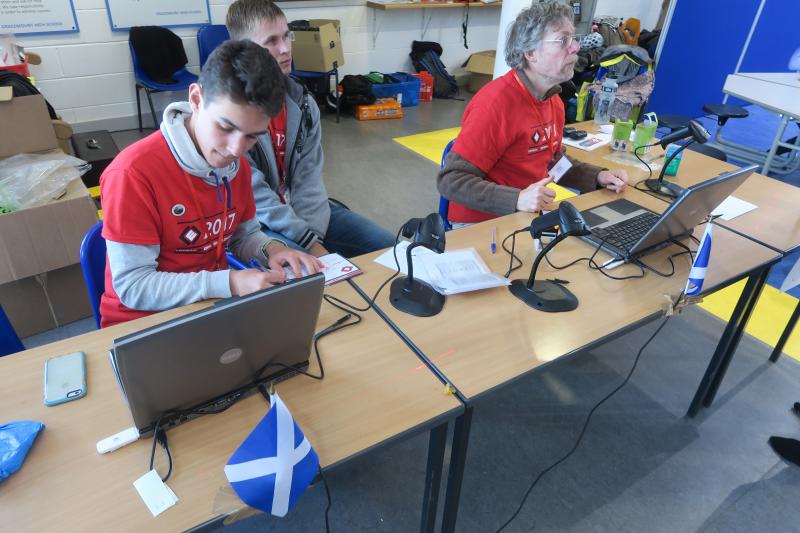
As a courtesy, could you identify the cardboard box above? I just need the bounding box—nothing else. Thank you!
[292,20,345,72]
[354,98,403,121]
[463,50,495,93]
[0,91,99,336]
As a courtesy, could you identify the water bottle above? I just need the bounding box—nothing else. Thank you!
[593,76,618,125]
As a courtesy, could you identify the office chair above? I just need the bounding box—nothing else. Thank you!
[437,139,456,231]
[80,221,106,329]
[129,26,199,131]
[197,24,230,68]
[0,304,24,356]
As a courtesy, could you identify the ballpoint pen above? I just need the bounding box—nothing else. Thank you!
[491,226,497,254]
[248,259,265,272]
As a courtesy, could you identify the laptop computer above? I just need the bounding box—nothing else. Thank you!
[109,273,325,436]
[580,165,757,261]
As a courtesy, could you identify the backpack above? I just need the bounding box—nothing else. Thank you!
[0,71,57,119]
[339,75,376,108]
[410,41,458,99]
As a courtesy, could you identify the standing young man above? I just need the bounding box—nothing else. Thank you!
[438,1,629,225]
[100,40,321,327]
[226,0,395,258]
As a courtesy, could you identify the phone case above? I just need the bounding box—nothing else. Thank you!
[44,351,87,406]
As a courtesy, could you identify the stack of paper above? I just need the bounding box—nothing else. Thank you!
[284,253,362,286]
[374,242,509,295]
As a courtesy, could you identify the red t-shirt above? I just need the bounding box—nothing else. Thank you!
[269,103,288,203]
[449,70,564,223]
[99,131,256,327]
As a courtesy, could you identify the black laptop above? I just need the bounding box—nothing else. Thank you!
[109,273,325,436]
[580,165,756,261]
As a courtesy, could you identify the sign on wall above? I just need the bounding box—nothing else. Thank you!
[0,0,79,35]
[105,0,211,30]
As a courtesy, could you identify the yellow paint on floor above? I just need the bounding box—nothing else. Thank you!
[395,127,800,361]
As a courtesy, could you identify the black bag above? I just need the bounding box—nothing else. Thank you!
[410,41,458,99]
[339,75,376,108]
[0,71,57,119]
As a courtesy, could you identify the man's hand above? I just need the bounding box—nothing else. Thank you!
[517,176,556,213]
[266,242,324,277]
[309,242,328,257]
[597,169,628,193]
[229,269,285,296]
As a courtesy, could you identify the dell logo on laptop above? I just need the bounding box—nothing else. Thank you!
[220,348,243,365]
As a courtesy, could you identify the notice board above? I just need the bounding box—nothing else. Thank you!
[105,0,210,30]
[0,0,79,35]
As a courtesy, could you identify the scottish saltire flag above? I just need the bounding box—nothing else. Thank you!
[224,392,319,517]
[685,223,713,296]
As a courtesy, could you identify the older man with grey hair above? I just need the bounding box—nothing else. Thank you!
[438,0,628,225]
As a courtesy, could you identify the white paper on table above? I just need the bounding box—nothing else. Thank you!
[780,255,800,293]
[711,195,757,221]
[283,253,362,285]
[374,243,509,295]
[562,132,612,151]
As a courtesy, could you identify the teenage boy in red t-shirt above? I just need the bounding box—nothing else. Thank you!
[438,1,629,224]
[99,40,322,327]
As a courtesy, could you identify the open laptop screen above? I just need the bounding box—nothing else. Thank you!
[110,273,325,435]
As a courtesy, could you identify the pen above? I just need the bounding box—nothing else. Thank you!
[491,226,497,254]
[248,259,265,272]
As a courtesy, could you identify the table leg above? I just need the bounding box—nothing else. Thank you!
[421,422,448,533]
[687,268,769,417]
[762,114,790,176]
[770,300,800,363]
[441,406,473,533]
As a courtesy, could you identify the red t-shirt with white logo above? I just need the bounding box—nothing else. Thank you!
[99,131,256,327]
[269,103,288,203]
[449,69,564,223]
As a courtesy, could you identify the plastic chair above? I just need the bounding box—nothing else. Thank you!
[129,27,199,131]
[197,24,230,68]
[80,221,106,329]
[438,139,456,231]
[0,305,24,356]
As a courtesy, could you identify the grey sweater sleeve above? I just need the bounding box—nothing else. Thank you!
[436,150,521,216]
[228,216,271,265]
[106,241,232,311]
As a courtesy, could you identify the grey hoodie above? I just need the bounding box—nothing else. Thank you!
[105,102,271,312]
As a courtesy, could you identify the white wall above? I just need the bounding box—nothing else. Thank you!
[593,0,662,30]
[15,0,500,131]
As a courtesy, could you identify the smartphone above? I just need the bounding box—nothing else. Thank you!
[44,351,87,406]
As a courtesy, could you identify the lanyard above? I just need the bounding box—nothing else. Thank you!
[181,171,229,271]
[513,70,561,157]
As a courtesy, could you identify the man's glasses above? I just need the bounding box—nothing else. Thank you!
[266,31,295,47]
[541,35,582,49]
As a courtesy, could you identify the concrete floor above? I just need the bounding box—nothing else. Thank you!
[25,98,800,532]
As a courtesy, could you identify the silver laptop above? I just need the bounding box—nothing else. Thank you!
[109,273,325,436]
[581,165,756,261]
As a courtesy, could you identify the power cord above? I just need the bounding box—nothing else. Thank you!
[502,228,529,277]
[494,316,673,532]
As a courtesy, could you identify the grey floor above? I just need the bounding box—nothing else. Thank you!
[24,100,800,532]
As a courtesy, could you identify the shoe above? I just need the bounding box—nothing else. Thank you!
[769,436,800,467]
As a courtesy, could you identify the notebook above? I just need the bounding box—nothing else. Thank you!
[580,165,756,261]
[109,273,325,436]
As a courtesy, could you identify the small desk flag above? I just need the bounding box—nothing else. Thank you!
[224,392,319,517]
[685,224,713,296]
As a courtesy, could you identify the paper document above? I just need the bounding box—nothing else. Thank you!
[284,253,362,286]
[562,132,611,151]
[780,255,800,293]
[711,195,757,221]
[374,242,509,295]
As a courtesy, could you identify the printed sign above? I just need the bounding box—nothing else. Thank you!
[0,0,79,35]
[106,0,210,30]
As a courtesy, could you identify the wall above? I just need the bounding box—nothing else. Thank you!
[15,0,500,132]
[593,0,662,30]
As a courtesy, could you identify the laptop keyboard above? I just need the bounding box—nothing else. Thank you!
[591,212,660,252]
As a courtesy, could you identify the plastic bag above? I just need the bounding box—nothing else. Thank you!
[0,153,90,212]
[0,420,45,482]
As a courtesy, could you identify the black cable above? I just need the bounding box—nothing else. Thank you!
[502,228,529,277]
[543,237,646,281]
[148,415,173,482]
[633,144,653,181]
[319,466,332,533]
[495,316,672,532]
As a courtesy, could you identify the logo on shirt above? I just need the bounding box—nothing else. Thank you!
[171,204,186,216]
[528,123,555,155]
[179,225,202,245]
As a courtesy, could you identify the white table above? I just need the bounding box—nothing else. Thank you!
[719,72,800,175]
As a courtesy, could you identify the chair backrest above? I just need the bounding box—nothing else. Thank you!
[80,221,106,329]
[0,305,24,357]
[197,24,230,68]
[438,139,456,231]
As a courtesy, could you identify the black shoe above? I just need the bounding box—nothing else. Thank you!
[769,436,800,467]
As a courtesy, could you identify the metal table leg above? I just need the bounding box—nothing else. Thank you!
[770,300,800,363]
[687,267,769,417]
[421,422,448,533]
[762,114,791,175]
[441,407,473,533]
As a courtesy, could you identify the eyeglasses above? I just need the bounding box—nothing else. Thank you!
[265,31,295,47]
[541,35,582,49]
